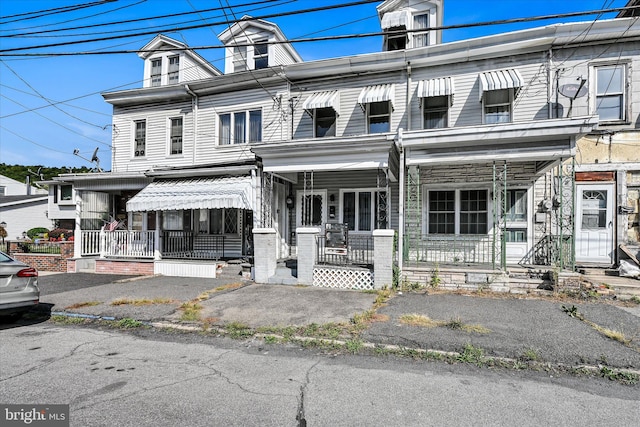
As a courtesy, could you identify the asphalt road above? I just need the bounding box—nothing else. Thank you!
[1,323,638,427]
[38,273,139,296]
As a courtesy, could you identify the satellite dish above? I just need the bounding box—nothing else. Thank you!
[90,147,99,162]
[559,83,588,99]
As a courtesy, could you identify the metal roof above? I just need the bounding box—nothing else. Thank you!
[126,176,254,212]
[358,84,396,109]
[479,69,524,101]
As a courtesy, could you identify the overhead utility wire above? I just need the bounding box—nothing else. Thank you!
[0,0,381,53]
[2,3,638,56]
[0,1,107,20]
[1,0,283,37]
[0,1,114,25]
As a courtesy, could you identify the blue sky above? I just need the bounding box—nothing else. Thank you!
[0,0,630,171]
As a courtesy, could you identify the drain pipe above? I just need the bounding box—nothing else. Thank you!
[398,128,405,274]
[185,84,198,164]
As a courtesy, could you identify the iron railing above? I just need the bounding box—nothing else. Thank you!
[316,234,374,267]
[18,242,62,254]
[404,234,494,266]
[162,231,225,259]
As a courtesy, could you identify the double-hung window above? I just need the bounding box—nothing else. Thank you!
[219,110,262,145]
[151,58,162,87]
[413,14,429,47]
[342,190,388,232]
[254,41,268,69]
[483,89,511,124]
[595,64,625,121]
[367,101,391,133]
[134,120,146,157]
[427,189,488,235]
[210,209,239,234]
[168,56,179,84]
[170,117,183,155]
[423,96,449,129]
[314,108,336,137]
[233,46,247,72]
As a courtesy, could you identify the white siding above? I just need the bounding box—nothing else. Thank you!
[0,200,51,240]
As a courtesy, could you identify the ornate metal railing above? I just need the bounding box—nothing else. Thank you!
[162,231,225,259]
[316,234,374,267]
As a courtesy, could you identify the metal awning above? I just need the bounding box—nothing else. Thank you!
[479,69,523,101]
[381,10,410,29]
[358,84,395,109]
[127,176,254,212]
[302,90,339,112]
[417,77,455,98]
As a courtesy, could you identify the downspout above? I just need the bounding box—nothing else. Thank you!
[547,49,553,119]
[406,60,412,131]
[397,128,405,274]
[185,84,198,164]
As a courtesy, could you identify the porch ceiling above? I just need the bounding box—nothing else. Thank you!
[127,176,254,212]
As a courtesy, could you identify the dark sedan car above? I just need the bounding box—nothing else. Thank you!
[0,251,39,320]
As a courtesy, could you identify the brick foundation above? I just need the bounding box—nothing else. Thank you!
[95,259,154,276]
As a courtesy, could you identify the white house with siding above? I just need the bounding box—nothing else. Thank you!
[49,2,640,285]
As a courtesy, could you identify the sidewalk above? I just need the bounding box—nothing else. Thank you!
[33,265,640,371]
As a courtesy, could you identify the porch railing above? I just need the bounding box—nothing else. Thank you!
[81,230,101,256]
[102,230,155,258]
[162,231,225,259]
[404,234,494,266]
[316,234,374,267]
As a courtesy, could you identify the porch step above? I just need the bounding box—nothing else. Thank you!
[581,274,640,299]
[268,260,297,286]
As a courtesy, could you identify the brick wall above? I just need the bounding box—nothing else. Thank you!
[8,241,73,273]
[95,259,154,276]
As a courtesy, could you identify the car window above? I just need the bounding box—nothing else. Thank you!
[0,252,13,262]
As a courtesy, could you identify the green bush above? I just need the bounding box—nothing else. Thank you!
[26,227,49,240]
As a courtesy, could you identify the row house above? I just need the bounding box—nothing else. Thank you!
[47,0,639,285]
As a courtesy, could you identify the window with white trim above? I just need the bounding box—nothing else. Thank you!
[505,189,528,242]
[385,26,407,51]
[427,189,488,235]
[219,110,262,145]
[413,14,429,47]
[233,46,247,72]
[595,64,625,121]
[423,95,449,129]
[483,89,511,124]
[151,58,162,87]
[168,56,179,84]
[254,40,268,69]
[170,117,183,155]
[314,108,336,137]
[367,101,391,133]
[342,190,387,232]
[134,120,146,157]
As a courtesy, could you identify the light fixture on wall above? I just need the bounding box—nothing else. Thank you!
[286,195,294,209]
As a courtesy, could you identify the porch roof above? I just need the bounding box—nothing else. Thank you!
[127,176,254,212]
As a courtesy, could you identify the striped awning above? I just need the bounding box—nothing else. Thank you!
[358,84,395,109]
[302,91,339,112]
[479,69,523,101]
[381,10,410,29]
[127,176,254,212]
[417,77,455,98]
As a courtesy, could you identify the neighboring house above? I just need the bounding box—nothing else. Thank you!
[49,1,640,283]
[0,195,51,241]
[0,174,47,196]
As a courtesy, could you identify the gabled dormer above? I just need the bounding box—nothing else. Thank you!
[377,0,443,51]
[218,16,303,74]
[138,35,221,88]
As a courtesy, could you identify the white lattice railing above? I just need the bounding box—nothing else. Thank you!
[313,266,374,290]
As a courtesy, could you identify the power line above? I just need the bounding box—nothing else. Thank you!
[2,4,637,57]
[0,1,114,25]
[1,0,282,37]
[0,0,381,53]
[0,124,75,154]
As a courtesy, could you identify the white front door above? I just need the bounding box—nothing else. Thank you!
[575,183,615,265]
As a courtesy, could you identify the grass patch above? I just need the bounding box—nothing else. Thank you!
[65,301,101,310]
[114,318,144,329]
[225,321,253,339]
[520,348,540,362]
[192,283,244,302]
[50,315,87,325]
[600,366,639,385]
[345,338,363,354]
[178,302,203,321]
[400,314,442,328]
[111,297,176,306]
[456,343,486,366]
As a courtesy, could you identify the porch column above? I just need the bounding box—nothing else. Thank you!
[373,229,395,290]
[253,228,277,284]
[154,211,161,260]
[296,227,320,286]
[73,189,82,259]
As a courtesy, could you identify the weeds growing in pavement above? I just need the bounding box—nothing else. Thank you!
[179,302,203,321]
[65,301,101,309]
[225,321,253,339]
[399,314,491,334]
[400,314,441,328]
[456,344,486,366]
[50,315,87,325]
[345,338,363,354]
[111,297,176,306]
[114,318,145,329]
[600,366,639,385]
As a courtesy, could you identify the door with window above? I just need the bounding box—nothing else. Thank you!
[504,189,530,263]
[296,191,326,228]
[575,183,614,264]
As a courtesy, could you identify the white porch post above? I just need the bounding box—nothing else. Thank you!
[73,189,82,259]
[154,211,161,260]
[373,229,395,289]
[253,228,277,283]
[296,227,320,286]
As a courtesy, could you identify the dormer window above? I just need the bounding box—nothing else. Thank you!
[413,14,429,47]
[386,28,407,51]
[151,59,162,87]
[254,40,268,69]
[233,46,247,72]
[168,56,179,84]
